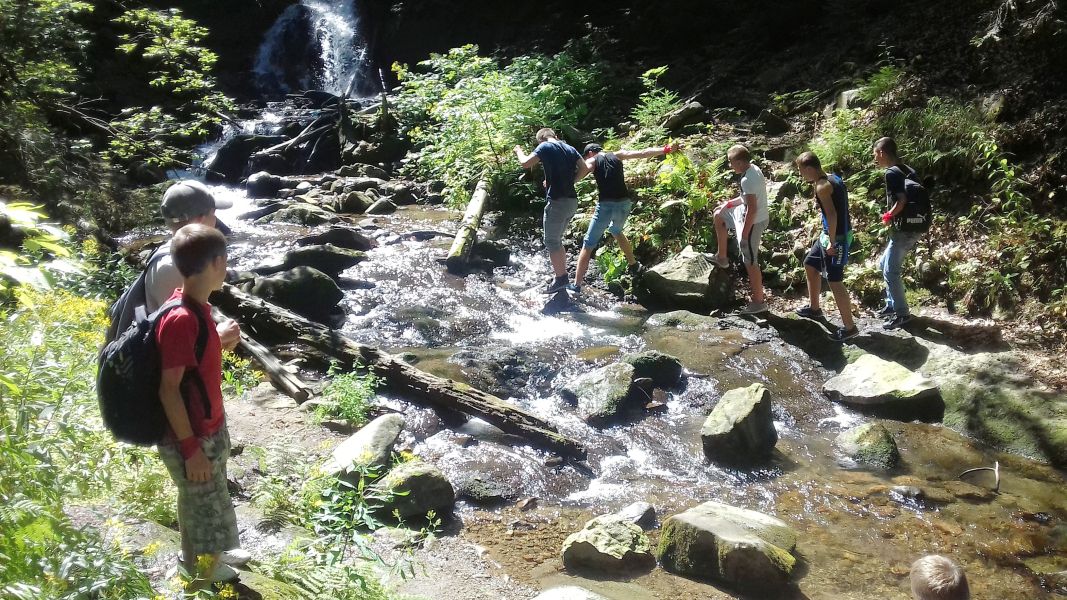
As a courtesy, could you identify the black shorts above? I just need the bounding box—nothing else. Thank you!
[804,236,850,283]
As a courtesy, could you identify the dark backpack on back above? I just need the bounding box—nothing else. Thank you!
[104,246,170,344]
[889,165,932,233]
[97,297,211,445]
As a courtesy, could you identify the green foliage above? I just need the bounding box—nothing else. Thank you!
[857,65,904,104]
[0,201,73,298]
[222,350,260,397]
[314,370,381,426]
[632,66,682,136]
[595,246,628,284]
[394,44,608,206]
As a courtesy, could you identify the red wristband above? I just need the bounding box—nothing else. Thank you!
[178,436,200,460]
[663,144,674,154]
[881,211,893,225]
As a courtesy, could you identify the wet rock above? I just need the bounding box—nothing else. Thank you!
[295,181,313,191]
[532,587,609,600]
[561,515,656,574]
[701,383,777,463]
[372,461,456,520]
[347,176,387,192]
[636,245,733,312]
[366,198,398,215]
[823,353,943,421]
[454,474,515,505]
[246,171,284,198]
[943,480,996,502]
[322,414,404,479]
[255,244,366,277]
[452,345,554,399]
[296,227,378,251]
[204,134,285,183]
[560,363,636,426]
[247,266,343,321]
[332,190,373,214]
[645,309,719,330]
[256,202,336,226]
[662,101,707,131]
[835,422,901,470]
[338,162,389,180]
[622,350,683,387]
[472,239,511,267]
[656,501,798,593]
[381,181,417,205]
[614,501,656,529]
[755,109,791,135]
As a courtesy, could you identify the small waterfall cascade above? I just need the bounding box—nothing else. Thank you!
[253,0,376,97]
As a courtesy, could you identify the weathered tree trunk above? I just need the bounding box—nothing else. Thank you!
[211,307,314,403]
[445,180,490,274]
[212,284,586,458]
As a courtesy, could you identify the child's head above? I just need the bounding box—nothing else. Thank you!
[727,144,751,174]
[910,555,970,600]
[171,224,228,289]
[873,136,899,167]
[160,180,231,232]
[582,143,603,159]
[535,127,557,143]
[795,151,824,183]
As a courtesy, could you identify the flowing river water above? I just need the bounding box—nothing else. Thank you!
[194,176,1067,599]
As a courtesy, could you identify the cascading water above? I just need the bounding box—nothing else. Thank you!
[253,0,376,97]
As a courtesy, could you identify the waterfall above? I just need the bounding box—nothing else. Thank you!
[253,0,376,97]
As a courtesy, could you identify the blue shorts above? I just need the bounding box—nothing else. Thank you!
[543,198,578,252]
[804,232,852,282]
[583,199,633,248]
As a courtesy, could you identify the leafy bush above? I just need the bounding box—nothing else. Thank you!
[314,370,381,426]
[632,66,682,135]
[0,201,73,298]
[222,350,261,397]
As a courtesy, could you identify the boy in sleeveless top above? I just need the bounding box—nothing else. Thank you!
[794,152,859,341]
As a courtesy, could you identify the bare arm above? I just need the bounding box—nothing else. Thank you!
[614,147,668,160]
[576,156,596,182]
[159,366,212,481]
[514,145,540,169]
[888,192,908,217]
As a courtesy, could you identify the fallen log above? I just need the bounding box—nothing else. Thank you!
[445,180,490,274]
[212,284,586,458]
[211,307,314,403]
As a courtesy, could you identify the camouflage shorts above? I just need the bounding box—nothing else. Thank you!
[158,425,239,556]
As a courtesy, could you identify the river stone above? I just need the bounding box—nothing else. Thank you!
[256,202,335,226]
[297,227,378,251]
[645,309,719,330]
[823,353,943,421]
[560,362,635,426]
[338,162,389,179]
[260,244,366,277]
[347,176,387,192]
[333,190,373,214]
[701,383,777,463]
[381,181,417,205]
[637,245,733,312]
[622,350,683,387]
[366,198,397,215]
[656,501,798,593]
[532,588,609,600]
[662,101,708,131]
[322,414,405,479]
[614,501,656,529]
[835,422,901,470]
[373,461,456,520]
[561,515,656,574]
[246,171,284,197]
[204,134,285,183]
[248,266,343,320]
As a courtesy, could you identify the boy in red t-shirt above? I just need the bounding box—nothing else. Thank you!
[155,224,238,591]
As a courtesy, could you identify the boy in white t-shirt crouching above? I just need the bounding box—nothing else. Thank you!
[712,144,769,314]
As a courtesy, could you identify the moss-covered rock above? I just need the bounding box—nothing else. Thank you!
[834,422,901,470]
[823,353,943,421]
[656,501,798,593]
[701,383,777,463]
[561,515,655,574]
[622,350,683,387]
[644,309,719,330]
[560,362,635,426]
[247,266,343,321]
[372,461,455,520]
[256,202,336,226]
[635,245,733,312]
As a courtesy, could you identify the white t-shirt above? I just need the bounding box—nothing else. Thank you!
[739,164,770,224]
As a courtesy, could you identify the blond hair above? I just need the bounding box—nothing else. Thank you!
[727,144,751,163]
[910,555,970,600]
[535,128,556,143]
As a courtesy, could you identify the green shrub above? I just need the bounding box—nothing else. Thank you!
[632,66,682,135]
[313,370,380,426]
[222,350,261,397]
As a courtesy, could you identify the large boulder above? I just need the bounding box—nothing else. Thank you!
[204,134,285,183]
[322,414,405,480]
[247,266,343,321]
[656,501,798,593]
[366,198,398,215]
[245,171,284,198]
[347,176,387,192]
[255,244,366,277]
[256,202,336,226]
[701,384,778,463]
[661,101,707,131]
[561,515,656,574]
[622,350,683,388]
[834,422,901,470]
[331,190,374,214]
[614,501,656,529]
[560,363,636,426]
[297,227,378,251]
[380,181,418,205]
[636,245,733,312]
[372,461,455,520]
[823,353,943,421]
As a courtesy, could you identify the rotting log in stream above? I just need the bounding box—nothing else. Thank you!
[212,284,587,459]
[445,179,490,273]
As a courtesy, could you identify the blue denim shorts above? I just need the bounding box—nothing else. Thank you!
[543,197,578,252]
[582,199,633,248]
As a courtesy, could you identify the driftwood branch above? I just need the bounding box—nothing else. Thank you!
[212,307,313,403]
[446,180,490,273]
[212,284,586,458]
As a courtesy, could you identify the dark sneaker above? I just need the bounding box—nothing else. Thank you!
[543,276,569,294]
[567,283,582,294]
[883,314,913,330]
[627,262,645,277]
[739,301,769,315]
[795,306,824,318]
[829,326,860,342]
[876,304,895,318]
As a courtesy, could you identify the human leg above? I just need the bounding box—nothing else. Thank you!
[741,220,767,305]
[574,246,595,286]
[543,198,578,278]
[713,207,731,262]
[829,281,855,330]
[604,200,636,265]
[882,232,919,316]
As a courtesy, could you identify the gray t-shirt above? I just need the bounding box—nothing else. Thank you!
[144,242,182,313]
[740,164,770,224]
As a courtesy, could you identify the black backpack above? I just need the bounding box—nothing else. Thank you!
[97,297,212,445]
[104,246,169,345]
[888,165,932,233]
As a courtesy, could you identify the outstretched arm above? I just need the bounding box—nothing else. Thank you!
[614,143,678,161]
[576,156,596,182]
[515,145,540,169]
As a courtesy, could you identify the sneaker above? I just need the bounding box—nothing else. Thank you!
[739,301,769,315]
[883,314,913,330]
[542,276,569,294]
[829,326,861,342]
[876,304,895,318]
[567,282,582,294]
[795,306,824,318]
[711,254,730,269]
[627,262,645,277]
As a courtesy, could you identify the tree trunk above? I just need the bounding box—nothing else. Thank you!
[211,284,586,458]
[446,180,490,273]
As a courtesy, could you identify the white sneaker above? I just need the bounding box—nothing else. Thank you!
[711,255,730,269]
[739,302,769,315]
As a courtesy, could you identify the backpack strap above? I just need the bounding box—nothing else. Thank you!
[156,298,214,421]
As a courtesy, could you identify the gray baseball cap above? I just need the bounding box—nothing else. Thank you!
[160,180,232,223]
